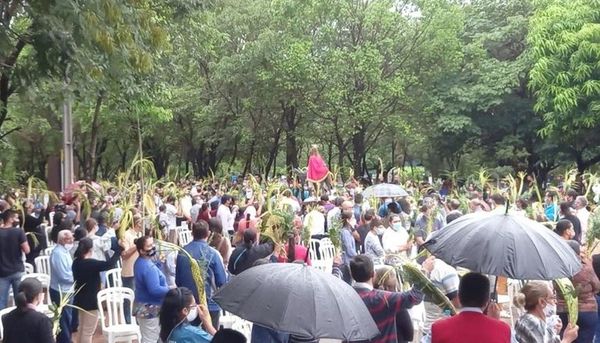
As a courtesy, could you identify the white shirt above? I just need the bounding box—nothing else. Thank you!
[244,205,257,220]
[327,207,341,230]
[179,195,192,218]
[91,234,111,261]
[577,208,590,240]
[382,227,409,253]
[303,210,325,236]
[165,203,178,230]
[217,204,235,238]
[189,203,202,224]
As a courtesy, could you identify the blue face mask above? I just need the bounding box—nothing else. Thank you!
[392,222,403,231]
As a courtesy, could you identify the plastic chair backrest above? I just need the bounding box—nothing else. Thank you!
[24,262,34,274]
[41,247,54,256]
[34,255,51,276]
[21,273,51,305]
[319,238,336,261]
[105,268,123,288]
[44,225,55,248]
[309,239,320,261]
[0,306,16,340]
[178,230,192,246]
[97,287,135,330]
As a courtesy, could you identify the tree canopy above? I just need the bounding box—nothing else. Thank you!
[1,0,599,185]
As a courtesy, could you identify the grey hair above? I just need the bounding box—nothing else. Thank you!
[57,230,73,244]
[576,195,588,207]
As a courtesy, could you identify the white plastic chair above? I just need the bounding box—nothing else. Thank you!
[105,268,123,288]
[309,239,327,272]
[48,212,55,227]
[44,225,55,248]
[178,229,192,246]
[221,311,252,341]
[316,238,335,274]
[24,262,34,274]
[41,247,54,256]
[97,287,140,343]
[34,255,51,276]
[0,306,16,340]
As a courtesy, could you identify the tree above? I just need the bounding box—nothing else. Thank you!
[529,0,600,174]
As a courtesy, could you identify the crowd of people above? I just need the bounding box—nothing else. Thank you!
[0,162,599,343]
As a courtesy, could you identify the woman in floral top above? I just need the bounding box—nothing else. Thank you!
[515,281,578,343]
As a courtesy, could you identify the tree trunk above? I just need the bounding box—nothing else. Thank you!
[265,129,282,177]
[86,93,104,179]
[242,140,255,175]
[352,125,366,177]
[93,138,108,179]
[282,102,299,176]
[229,135,239,172]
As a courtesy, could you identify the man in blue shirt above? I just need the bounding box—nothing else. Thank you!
[176,220,227,330]
[50,230,75,343]
[544,191,558,222]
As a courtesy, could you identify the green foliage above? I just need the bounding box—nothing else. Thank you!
[2,0,600,182]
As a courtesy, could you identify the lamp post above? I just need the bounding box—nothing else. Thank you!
[62,65,73,190]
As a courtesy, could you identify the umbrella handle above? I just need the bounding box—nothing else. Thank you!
[490,276,498,303]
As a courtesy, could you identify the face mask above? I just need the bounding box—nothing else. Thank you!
[543,301,556,318]
[146,247,157,257]
[186,307,198,322]
[392,222,403,231]
[376,227,385,235]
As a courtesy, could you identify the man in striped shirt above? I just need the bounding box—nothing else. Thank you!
[350,255,426,343]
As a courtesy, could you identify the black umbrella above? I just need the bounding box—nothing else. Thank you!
[213,263,379,341]
[423,212,582,280]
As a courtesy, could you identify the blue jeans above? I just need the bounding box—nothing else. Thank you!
[251,324,290,343]
[595,295,600,343]
[122,276,135,324]
[559,311,598,343]
[0,272,23,310]
[50,288,73,343]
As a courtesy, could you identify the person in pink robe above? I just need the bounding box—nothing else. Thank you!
[306,145,330,184]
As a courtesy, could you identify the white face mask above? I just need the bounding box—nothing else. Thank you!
[186,306,198,322]
[376,227,385,235]
[392,222,403,231]
[64,243,74,251]
[543,301,557,318]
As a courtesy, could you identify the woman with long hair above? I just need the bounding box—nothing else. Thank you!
[208,217,231,266]
[72,237,121,343]
[133,235,170,343]
[514,281,578,343]
[1,278,53,343]
[277,228,311,265]
[159,287,216,343]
